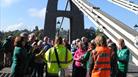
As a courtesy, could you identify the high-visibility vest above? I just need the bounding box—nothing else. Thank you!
[44,44,73,74]
[91,46,111,77]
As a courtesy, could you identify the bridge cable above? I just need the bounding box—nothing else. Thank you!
[58,0,69,35]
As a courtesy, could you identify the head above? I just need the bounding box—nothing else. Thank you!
[81,37,88,43]
[95,35,107,46]
[107,39,112,45]
[72,40,76,45]
[63,38,68,44]
[14,36,25,47]
[37,40,43,48]
[28,33,36,43]
[89,40,96,49]
[50,39,55,46]
[55,36,63,45]
[117,39,125,49]
[76,38,80,47]
[43,36,49,43]
[78,41,83,49]
[20,32,28,42]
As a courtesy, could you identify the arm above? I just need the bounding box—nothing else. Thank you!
[74,51,81,61]
[88,53,94,76]
[81,51,90,62]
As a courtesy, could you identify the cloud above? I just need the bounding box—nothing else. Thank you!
[28,8,46,19]
[0,22,30,32]
[1,0,19,7]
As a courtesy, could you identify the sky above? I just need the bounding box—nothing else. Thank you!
[0,0,138,32]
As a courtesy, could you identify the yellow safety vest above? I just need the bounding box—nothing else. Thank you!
[44,44,73,74]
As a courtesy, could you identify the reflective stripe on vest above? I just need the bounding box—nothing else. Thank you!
[95,61,110,64]
[48,48,72,64]
[95,68,110,71]
[99,52,110,57]
[46,59,73,64]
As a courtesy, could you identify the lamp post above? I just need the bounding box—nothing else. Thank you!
[56,20,60,36]
[134,24,138,31]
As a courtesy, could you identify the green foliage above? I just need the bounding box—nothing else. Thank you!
[95,29,108,39]
[0,29,31,41]
[84,27,96,41]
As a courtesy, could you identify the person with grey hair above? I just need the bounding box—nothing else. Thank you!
[31,40,44,77]
[22,33,36,76]
[73,41,87,77]
[116,39,130,77]
[43,36,51,51]
[81,37,88,51]
[28,33,36,44]
[20,32,28,43]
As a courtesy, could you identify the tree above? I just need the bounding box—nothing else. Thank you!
[35,26,39,31]
[84,27,96,41]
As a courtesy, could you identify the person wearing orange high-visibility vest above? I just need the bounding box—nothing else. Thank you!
[89,35,111,77]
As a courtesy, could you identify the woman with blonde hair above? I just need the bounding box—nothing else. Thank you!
[89,35,111,77]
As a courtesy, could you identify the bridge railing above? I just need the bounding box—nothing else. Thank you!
[108,0,138,14]
[72,0,138,65]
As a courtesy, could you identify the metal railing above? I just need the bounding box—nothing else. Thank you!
[72,0,138,65]
[108,0,138,15]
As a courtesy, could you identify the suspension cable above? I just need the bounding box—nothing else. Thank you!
[58,0,70,32]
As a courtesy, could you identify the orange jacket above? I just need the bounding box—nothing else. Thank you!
[91,46,111,77]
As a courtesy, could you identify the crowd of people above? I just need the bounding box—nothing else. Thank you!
[0,32,130,77]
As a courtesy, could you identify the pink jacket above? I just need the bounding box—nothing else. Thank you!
[74,48,86,67]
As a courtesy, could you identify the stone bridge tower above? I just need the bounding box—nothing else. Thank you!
[44,0,84,41]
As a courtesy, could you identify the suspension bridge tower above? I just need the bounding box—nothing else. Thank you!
[44,0,84,41]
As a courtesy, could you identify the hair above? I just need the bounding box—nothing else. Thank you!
[117,38,125,47]
[14,36,24,47]
[89,40,96,48]
[43,36,48,41]
[20,32,28,37]
[78,41,83,49]
[117,39,124,44]
[95,35,107,46]
[55,36,63,45]
[37,40,43,46]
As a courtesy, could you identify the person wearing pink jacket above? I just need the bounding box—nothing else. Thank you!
[72,41,87,77]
